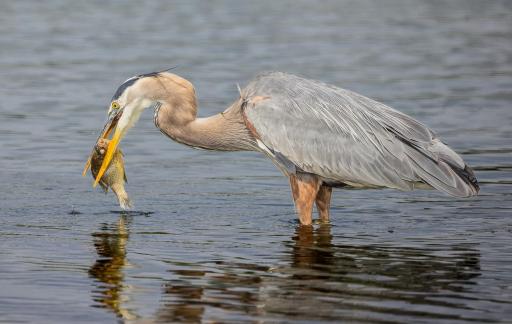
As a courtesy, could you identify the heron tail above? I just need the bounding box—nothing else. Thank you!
[407,139,479,197]
[445,161,479,193]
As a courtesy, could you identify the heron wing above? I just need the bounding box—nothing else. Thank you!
[243,72,478,197]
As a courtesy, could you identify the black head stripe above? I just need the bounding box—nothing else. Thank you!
[111,76,140,101]
[139,71,161,78]
[142,66,177,77]
[111,69,173,101]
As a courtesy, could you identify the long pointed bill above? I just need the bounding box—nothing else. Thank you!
[93,126,123,187]
[82,111,122,177]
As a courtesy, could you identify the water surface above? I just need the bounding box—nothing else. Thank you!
[1,1,512,323]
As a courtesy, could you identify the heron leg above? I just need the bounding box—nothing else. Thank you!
[289,174,321,226]
[315,185,332,223]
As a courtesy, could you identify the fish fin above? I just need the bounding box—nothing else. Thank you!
[96,180,109,193]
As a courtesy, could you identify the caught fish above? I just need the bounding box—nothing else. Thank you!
[90,138,132,209]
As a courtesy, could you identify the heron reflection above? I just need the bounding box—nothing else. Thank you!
[88,221,482,322]
[273,225,482,320]
[157,225,481,322]
[88,215,137,321]
[155,273,206,323]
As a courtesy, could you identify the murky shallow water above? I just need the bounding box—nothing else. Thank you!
[1,1,512,323]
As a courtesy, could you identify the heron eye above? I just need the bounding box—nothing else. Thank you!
[111,102,120,109]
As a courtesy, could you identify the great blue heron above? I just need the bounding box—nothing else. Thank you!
[83,71,479,225]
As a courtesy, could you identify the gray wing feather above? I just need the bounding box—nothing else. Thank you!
[243,72,478,197]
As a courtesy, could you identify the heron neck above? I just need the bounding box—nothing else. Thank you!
[154,100,256,151]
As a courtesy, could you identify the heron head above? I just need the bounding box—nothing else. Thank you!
[84,72,163,187]
[83,71,196,186]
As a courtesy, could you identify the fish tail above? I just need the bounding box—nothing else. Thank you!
[119,194,133,210]
[112,184,132,210]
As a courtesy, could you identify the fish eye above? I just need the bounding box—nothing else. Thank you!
[111,101,120,109]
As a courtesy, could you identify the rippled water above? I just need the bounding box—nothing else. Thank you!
[1,1,512,323]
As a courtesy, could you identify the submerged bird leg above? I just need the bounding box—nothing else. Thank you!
[315,185,332,223]
[289,174,321,226]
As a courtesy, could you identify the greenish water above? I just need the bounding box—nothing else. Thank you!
[1,1,511,323]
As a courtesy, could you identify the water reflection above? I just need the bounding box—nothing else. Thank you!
[158,225,483,322]
[87,220,483,322]
[290,225,481,293]
[156,277,206,322]
[88,215,137,321]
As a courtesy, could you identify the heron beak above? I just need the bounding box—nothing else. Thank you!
[92,125,123,187]
[82,109,123,183]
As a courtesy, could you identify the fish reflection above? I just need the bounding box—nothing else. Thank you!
[88,215,137,321]
[158,225,482,322]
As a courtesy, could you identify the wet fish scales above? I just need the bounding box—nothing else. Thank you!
[90,138,132,209]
